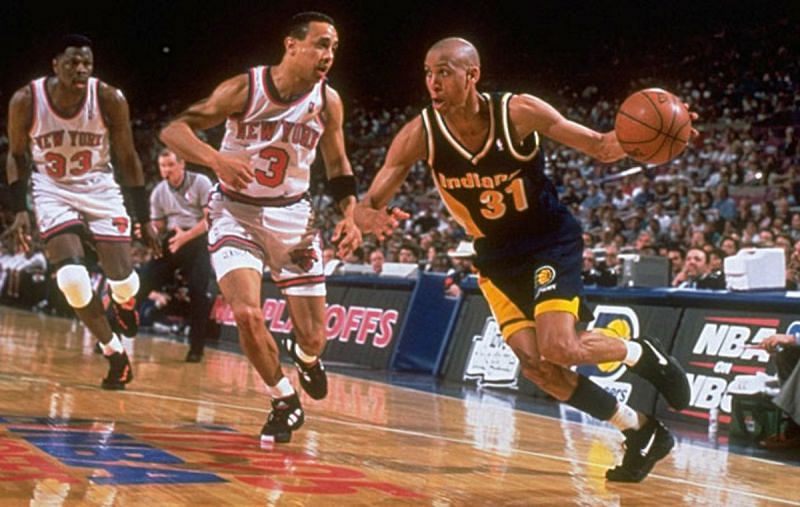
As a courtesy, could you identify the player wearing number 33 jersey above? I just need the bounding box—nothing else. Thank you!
[28,75,130,242]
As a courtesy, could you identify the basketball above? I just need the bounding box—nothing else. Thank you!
[615,88,692,165]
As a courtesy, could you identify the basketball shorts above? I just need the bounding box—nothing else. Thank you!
[477,233,592,341]
[207,189,325,297]
[31,172,131,243]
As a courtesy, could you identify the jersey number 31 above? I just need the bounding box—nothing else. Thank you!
[479,178,528,219]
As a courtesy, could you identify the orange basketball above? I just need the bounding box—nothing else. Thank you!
[615,88,692,165]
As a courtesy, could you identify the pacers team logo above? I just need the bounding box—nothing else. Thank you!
[534,265,557,298]
[577,305,640,403]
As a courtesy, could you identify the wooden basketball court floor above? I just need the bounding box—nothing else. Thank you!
[1,306,798,506]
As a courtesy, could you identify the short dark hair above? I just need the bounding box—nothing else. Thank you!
[286,12,334,40]
[56,34,92,57]
[158,147,183,162]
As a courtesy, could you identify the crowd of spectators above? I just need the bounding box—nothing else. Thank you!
[1,15,799,321]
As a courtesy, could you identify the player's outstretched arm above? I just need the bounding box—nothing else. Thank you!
[510,94,626,163]
[159,75,253,191]
[354,117,424,240]
[4,87,34,252]
[319,87,361,258]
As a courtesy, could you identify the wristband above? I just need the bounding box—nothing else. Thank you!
[124,186,150,222]
[328,175,357,202]
[9,179,28,213]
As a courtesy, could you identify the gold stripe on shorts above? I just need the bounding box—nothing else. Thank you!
[534,297,581,319]
[479,276,534,340]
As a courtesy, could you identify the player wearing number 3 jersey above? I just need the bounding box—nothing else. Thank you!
[357,38,693,482]
[161,12,382,443]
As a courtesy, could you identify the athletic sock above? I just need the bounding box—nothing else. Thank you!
[267,377,295,399]
[100,333,125,356]
[622,341,643,366]
[609,403,645,431]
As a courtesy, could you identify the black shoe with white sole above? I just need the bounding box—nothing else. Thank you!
[606,418,675,483]
[628,336,691,410]
[260,393,305,444]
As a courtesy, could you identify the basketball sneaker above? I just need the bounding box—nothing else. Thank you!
[260,393,305,443]
[283,336,328,400]
[628,336,691,410]
[101,351,133,390]
[606,418,675,483]
[107,296,139,338]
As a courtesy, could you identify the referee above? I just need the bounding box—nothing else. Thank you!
[140,148,213,362]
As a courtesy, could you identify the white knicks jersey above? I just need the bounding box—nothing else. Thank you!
[29,77,112,186]
[220,65,326,199]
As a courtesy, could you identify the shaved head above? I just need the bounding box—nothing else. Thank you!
[428,37,480,69]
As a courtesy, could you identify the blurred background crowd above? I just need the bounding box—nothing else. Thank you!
[0,12,798,334]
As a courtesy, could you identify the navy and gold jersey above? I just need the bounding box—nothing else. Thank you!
[421,92,580,263]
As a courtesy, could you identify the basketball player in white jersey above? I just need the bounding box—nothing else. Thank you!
[161,12,397,443]
[5,35,158,390]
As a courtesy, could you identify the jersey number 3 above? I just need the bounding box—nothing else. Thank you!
[479,178,528,219]
[255,147,289,187]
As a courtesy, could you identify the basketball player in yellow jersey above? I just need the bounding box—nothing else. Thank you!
[5,34,158,390]
[357,38,693,482]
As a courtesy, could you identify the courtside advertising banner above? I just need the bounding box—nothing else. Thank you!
[658,309,794,427]
[215,279,412,369]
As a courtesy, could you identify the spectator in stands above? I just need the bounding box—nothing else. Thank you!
[596,244,621,287]
[786,239,800,290]
[369,249,385,275]
[673,248,725,289]
[719,236,740,258]
[708,248,725,274]
[581,248,602,286]
[754,332,800,449]
[666,245,686,280]
[443,240,475,298]
[397,244,419,264]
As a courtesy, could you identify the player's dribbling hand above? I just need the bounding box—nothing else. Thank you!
[212,152,254,191]
[332,217,362,259]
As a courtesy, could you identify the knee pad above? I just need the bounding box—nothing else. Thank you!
[107,271,140,304]
[56,264,93,309]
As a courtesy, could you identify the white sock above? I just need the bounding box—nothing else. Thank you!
[294,345,318,364]
[267,377,295,399]
[122,337,135,358]
[608,403,644,431]
[622,341,643,366]
[100,333,125,356]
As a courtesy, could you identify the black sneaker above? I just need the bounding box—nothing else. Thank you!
[628,336,691,410]
[101,351,133,390]
[107,297,139,338]
[606,418,675,483]
[283,336,328,400]
[260,393,305,443]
